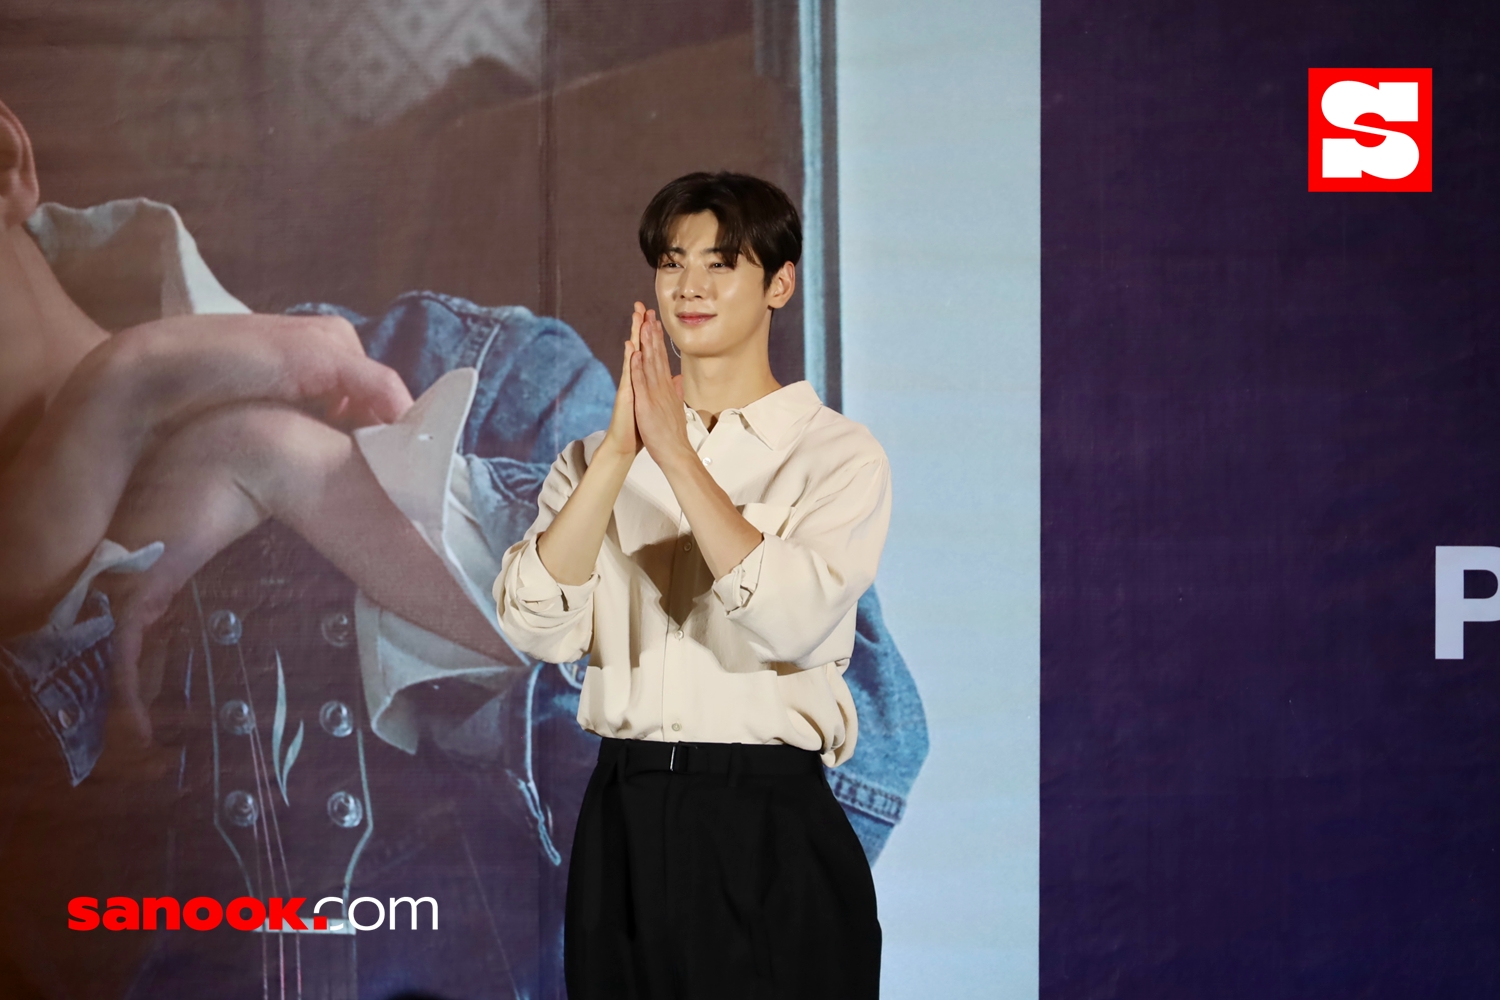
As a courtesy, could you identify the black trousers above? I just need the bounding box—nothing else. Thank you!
[565,738,881,1000]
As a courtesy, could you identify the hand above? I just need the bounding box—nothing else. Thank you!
[101,401,517,745]
[101,313,414,435]
[599,303,646,460]
[630,306,689,466]
[0,313,412,635]
[99,403,291,743]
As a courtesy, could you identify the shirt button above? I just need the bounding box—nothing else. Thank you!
[683,540,692,552]
[672,723,682,732]
[675,628,684,640]
[703,456,713,465]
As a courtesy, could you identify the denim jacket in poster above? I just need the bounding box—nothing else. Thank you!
[0,206,928,862]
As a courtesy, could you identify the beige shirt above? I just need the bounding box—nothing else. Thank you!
[492,381,891,766]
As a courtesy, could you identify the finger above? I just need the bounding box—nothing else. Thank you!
[109,610,153,745]
[672,373,685,399]
[637,322,661,395]
[643,312,672,386]
[297,314,366,357]
[631,302,645,349]
[329,357,413,425]
[633,346,660,404]
[325,395,353,427]
[616,342,636,408]
[642,311,664,380]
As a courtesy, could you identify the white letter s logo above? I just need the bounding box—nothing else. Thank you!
[1321,80,1421,180]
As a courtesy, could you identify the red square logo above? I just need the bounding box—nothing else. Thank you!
[1308,68,1432,192]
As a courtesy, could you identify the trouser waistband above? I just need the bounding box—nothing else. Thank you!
[597,737,824,777]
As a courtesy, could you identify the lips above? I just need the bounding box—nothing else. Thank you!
[676,313,715,326]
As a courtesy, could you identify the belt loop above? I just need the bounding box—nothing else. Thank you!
[615,740,629,785]
[669,744,680,773]
[727,744,743,788]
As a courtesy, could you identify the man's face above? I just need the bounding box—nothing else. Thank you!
[654,210,776,360]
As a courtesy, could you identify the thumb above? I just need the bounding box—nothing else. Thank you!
[105,548,208,745]
[332,357,413,426]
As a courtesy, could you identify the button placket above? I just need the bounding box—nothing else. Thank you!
[661,509,692,739]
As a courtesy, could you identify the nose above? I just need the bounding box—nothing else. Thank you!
[674,262,710,300]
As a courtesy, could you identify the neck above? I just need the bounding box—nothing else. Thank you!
[0,222,110,466]
[679,328,782,419]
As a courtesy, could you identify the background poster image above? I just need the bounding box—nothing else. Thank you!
[1,3,1038,998]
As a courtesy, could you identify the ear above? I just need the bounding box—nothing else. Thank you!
[766,261,796,310]
[0,99,39,230]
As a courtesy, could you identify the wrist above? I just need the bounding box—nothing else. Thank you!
[241,408,343,519]
[587,443,637,483]
[652,439,700,477]
[597,429,639,463]
[90,326,191,438]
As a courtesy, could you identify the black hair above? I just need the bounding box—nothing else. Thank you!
[638,172,802,290]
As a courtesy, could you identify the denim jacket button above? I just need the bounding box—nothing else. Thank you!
[319,611,354,648]
[56,707,76,731]
[207,609,243,646]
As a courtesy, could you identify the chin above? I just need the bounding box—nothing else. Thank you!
[673,333,726,359]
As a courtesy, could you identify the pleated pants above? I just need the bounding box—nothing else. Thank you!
[564,737,882,1000]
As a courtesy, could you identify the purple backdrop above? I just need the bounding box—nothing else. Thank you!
[1042,1,1500,996]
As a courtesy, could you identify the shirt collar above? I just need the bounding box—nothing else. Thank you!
[688,380,823,451]
[25,198,249,327]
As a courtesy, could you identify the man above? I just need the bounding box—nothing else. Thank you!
[497,173,889,999]
[0,98,924,998]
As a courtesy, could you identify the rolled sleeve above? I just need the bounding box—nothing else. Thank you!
[511,537,601,611]
[352,368,536,751]
[0,539,163,785]
[709,537,766,613]
[492,438,599,665]
[711,457,892,667]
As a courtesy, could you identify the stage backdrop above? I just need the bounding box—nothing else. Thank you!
[1043,1,1500,997]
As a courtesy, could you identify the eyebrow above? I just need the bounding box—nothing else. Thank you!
[663,246,733,257]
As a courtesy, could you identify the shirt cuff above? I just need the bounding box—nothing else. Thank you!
[1,539,161,786]
[49,538,164,631]
[354,592,528,754]
[511,539,600,613]
[351,367,530,752]
[710,536,768,613]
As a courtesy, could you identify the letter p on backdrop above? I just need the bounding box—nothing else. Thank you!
[1435,546,1500,659]
[1308,68,1432,191]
